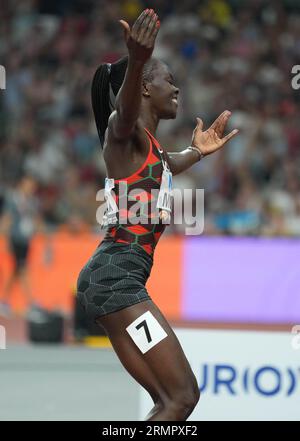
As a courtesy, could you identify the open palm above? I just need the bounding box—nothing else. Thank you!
[192,111,239,156]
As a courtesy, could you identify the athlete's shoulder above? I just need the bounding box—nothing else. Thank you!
[105,114,147,148]
[107,111,145,132]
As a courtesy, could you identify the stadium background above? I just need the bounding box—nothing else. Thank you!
[0,0,299,421]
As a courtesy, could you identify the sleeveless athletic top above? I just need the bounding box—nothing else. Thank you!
[102,128,171,256]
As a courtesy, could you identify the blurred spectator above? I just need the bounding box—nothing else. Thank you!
[0,175,41,316]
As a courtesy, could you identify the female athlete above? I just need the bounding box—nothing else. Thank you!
[77,9,238,421]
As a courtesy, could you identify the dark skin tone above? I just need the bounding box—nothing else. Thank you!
[103,9,238,180]
[95,9,240,421]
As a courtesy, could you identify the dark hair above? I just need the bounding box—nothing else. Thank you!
[91,56,160,147]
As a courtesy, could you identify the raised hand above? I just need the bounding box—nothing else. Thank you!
[119,9,160,64]
[191,111,239,156]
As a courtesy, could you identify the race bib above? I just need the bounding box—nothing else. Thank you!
[126,311,168,354]
[101,178,118,227]
[157,160,173,221]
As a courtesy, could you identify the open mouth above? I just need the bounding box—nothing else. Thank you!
[172,98,178,105]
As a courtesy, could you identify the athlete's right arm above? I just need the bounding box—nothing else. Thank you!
[109,9,160,141]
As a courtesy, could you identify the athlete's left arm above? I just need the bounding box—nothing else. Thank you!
[166,110,239,175]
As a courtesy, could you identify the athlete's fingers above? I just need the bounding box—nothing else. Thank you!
[137,9,155,43]
[133,9,148,30]
[131,9,149,39]
[220,129,239,145]
[209,110,228,133]
[217,111,231,137]
[195,117,204,131]
[119,20,131,42]
[209,111,226,132]
[142,12,158,42]
[148,18,160,46]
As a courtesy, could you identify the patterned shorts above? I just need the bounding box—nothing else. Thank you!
[76,241,153,321]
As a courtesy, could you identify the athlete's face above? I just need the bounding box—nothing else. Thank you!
[145,62,179,119]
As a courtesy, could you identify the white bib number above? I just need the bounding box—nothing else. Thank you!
[157,160,173,221]
[102,178,118,227]
[126,311,168,354]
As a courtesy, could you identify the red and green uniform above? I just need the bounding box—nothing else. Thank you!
[103,128,170,256]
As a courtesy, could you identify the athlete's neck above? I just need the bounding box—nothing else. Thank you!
[140,101,160,136]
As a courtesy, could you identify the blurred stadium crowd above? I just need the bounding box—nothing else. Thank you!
[1,0,300,236]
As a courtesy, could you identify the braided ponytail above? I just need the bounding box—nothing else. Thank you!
[91,63,111,147]
[91,56,160,148]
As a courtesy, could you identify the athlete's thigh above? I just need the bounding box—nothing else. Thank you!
[97,310,167,404]
[97,300,196,398]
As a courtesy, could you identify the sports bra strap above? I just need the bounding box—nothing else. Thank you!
[144,128,161,148]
